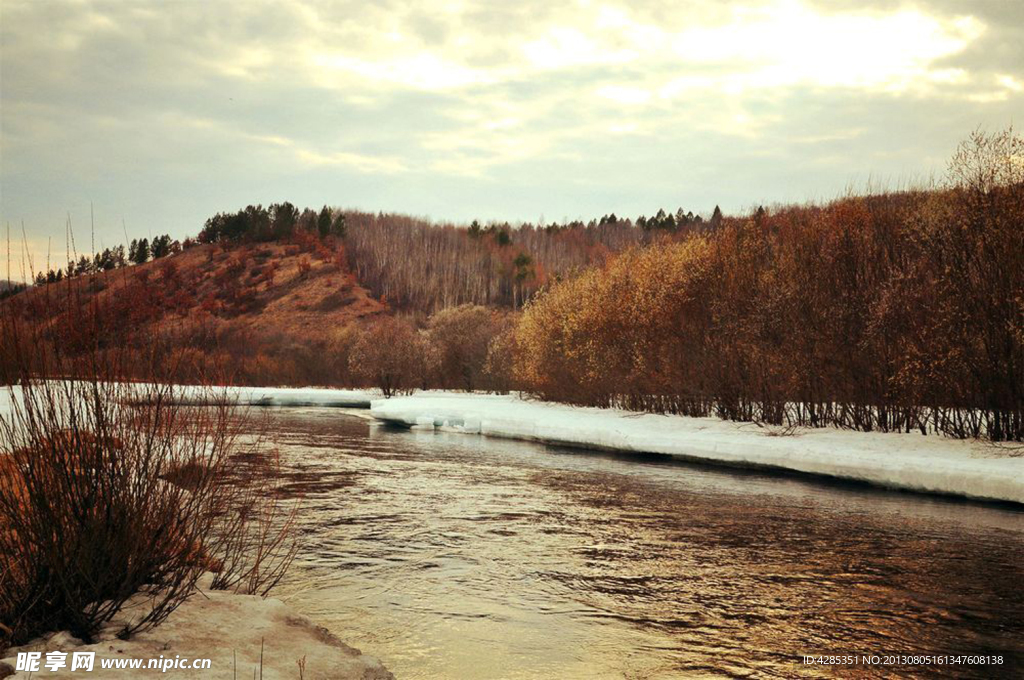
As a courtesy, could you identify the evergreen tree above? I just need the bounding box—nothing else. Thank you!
[317,206,333,238]
[710,205,723,228]
[129,237,150,265]
[271,202,298,240]
[111,245,126,268]
[298,208,318,233]
[244,204,271,241]
[75,254,92,276]
[331,212,346,238]
[151,234,172,259]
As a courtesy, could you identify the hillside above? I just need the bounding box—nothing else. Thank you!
[3,199,706,387]
[4,238,385,385]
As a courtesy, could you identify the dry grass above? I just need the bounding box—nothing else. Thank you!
[0,271,300,651]
[3,240,386,386]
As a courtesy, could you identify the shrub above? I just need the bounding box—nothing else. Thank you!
[0,379,238,646]
[426,304,500,391]
[349,316,422,396]
[509,128,1023,441]
[0,275,298,650]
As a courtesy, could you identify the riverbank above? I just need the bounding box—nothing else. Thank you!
[369,392,1024,505]
[165,385,378,408]
[0,574,393,679]
[4,384,1022,503]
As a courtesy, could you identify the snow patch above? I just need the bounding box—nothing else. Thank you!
[0,574,393,679]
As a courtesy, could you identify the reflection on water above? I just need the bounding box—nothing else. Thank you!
[257,408,1024,679]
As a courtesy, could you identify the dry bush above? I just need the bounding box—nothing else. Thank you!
[484,313,521,394]
[349,316,423,397]
[427,304,501,391]
[208,449,299,597]
[0,275,299,651]
[509,128,1023,442]
[514,238,714,414]
[0,378,238,647]
[326,324,364,387]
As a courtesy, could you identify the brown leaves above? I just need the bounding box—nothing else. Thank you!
[508,128,1023,440]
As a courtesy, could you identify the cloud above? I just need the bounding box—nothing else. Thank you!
[1,0,1022,251]
[597,86,652,106]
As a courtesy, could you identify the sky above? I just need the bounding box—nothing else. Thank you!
[1,0,1022,279]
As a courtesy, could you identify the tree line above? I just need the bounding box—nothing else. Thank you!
[32,234,180,286]
[505,128,1023,442]
[197,203,346,243]
[24,200,719,315]
[11,130,1017,443]
[342,205,719,313]
[192,202,720,313]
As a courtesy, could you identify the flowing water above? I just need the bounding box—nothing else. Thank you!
[256,408,1024,679]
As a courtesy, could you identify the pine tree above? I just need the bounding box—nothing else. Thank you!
[151,234,172,259]
[318,206,333,238]
[129,237,150,265]
[710,205,723,228]
[271,202,298,240]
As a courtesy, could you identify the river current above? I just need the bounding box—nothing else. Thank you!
[256,408,1024,679]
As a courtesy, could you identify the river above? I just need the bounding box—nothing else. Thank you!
[256,408,1024,679]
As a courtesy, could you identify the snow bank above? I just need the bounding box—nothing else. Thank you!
[0,574,393,679]
[165,385,378,409]
[371,392,1024,504]
[0,384,379,413]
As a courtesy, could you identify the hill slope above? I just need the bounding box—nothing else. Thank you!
[4,240,386,385]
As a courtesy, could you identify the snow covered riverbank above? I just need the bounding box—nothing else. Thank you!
[165,385,378,409]
[4,384,1022,502]
[370,392,1024,505]
[0,384,379,413]
[0,574,393,679]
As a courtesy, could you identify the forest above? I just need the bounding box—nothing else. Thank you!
[6,128,1022,441]
[508,129,1023,441]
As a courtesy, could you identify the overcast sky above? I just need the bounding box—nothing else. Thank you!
[1,0,1022,277]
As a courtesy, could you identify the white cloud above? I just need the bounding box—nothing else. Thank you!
[997,74,1023,92]
[295,149,408,174]
[667,3,982,93]
[311,52,491,91]
[597,85,652,105]
[522,26,637,69]
[1,0,1022,246]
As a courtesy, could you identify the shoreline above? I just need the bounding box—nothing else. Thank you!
[367,391,1024,506]
[4,383,1022,504]
[116,383,1024,506]
[0,574,393,679]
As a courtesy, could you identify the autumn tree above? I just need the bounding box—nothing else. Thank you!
[484,312,520,393]
[349,316,422,397]
[910,127,1024,440]
[503,129,1021,442]
[427,304,499,391]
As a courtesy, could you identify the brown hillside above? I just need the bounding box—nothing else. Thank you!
[5,239,386,385]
